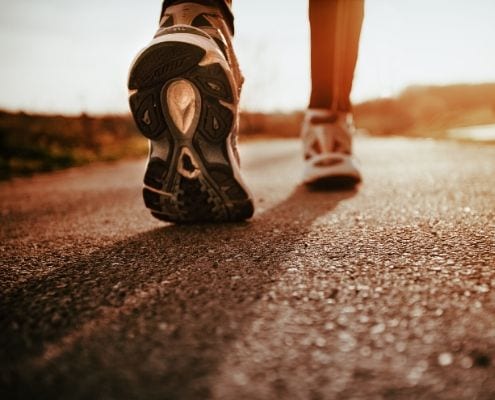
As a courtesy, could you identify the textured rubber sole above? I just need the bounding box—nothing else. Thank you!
[128,40,254,223]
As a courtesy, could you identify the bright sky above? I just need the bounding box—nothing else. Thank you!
[0,0,494,114]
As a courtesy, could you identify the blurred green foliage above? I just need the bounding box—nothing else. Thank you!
[354,83,495,137]
[2,83,495,179]
[0,111,147,179]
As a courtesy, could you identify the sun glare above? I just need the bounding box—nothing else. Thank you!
[0,0,494,113]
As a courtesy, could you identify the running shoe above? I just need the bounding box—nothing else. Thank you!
[128,2,254,223]
[302,109,362,187]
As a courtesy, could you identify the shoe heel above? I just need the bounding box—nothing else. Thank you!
[128,41,206,140]
[162,79,201,140]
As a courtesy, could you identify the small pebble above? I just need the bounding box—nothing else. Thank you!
[438,352,453,366]
[460,356,473,369]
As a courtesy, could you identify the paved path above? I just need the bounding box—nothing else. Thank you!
[1,137,495,399]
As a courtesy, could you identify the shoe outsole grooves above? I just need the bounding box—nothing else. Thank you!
[128,40,254,223]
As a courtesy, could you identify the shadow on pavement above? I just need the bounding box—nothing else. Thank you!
[1,186,357,399]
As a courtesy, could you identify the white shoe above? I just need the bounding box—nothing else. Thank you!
[128,2,253,223]
[302,109,361,187]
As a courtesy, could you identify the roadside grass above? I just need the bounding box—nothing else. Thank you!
[0,111,147,179]
[2,83,495,179]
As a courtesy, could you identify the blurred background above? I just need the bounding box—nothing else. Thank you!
[1,0,495,178]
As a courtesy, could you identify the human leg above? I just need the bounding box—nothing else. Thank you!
[309,0,364,112]
[160,0,233,33]
[302,0,364,187]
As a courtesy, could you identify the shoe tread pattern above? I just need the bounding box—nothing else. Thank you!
[129,41,253,223]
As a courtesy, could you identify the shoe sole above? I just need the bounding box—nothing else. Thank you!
[128,37,254,223]
[303,155,361,188]
[306,175,360,190]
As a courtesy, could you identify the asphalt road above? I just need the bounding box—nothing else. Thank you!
[1,137,495,400]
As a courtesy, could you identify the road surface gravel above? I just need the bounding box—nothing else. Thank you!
[1,137,494,399]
